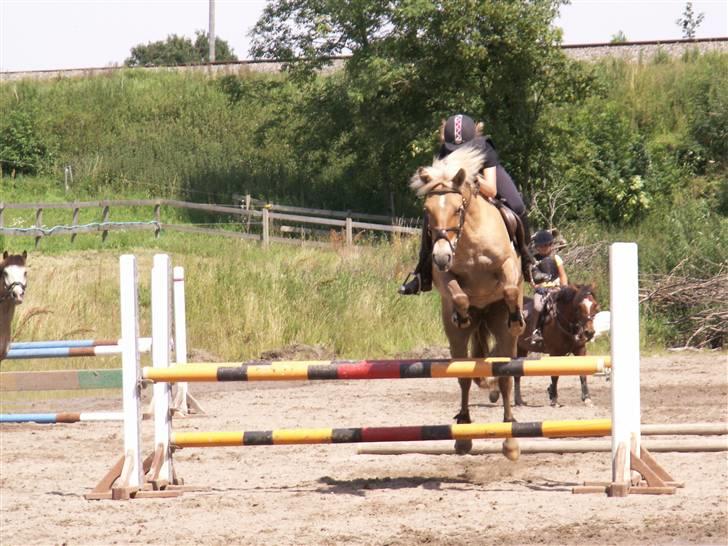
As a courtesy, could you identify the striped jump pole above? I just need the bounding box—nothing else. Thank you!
[141,355,610,383]
[5,338,152,360]
[171,419,613,448]
[9,338,151,350]
[0,412,123,424]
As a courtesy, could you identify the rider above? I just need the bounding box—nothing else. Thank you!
[528,229,568,345]
[399,113,534,295]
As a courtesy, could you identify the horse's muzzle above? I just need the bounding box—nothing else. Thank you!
[432,240,453,271]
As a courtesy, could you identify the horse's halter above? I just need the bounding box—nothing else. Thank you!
[425,182,477,254]
[0,266,27,303]
[553,291,598,344]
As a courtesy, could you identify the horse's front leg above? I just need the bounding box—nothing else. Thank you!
[513,376,526,406]
[443,272,471,329]
[573,346,593,406]
[547,375,560,407]
[498,257,525,338]
[454,377,473,455]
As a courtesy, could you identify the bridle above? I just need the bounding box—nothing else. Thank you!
[552,290,598,344]
[0,266,27,303]
[425,182,477,254]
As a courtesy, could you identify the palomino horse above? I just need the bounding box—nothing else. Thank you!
[0,251,28,361]
[410,146,524,459]
[514,284,599,406]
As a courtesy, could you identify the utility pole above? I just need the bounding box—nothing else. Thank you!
[208,0,216,63]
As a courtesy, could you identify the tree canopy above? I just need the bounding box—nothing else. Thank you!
[125,31,237,66]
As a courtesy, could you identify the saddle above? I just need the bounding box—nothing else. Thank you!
[489,198,532,282]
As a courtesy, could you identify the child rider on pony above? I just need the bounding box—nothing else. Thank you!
[528,229,568,345]
[399,113,534,295]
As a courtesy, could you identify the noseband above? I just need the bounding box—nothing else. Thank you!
[427,184,477,253]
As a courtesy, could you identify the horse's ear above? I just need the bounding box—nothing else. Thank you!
[453,168,466,188]
[2,251,7,259]
[22,250,27,259]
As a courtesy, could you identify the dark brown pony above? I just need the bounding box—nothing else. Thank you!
[514,284,599,406]
[0,251,28,361]
[410,146,524,459]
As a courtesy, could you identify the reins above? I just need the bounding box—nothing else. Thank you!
[550,289,597,343]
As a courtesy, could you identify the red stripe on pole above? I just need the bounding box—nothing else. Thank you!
[337,361,402,380]
[361,426,424,442]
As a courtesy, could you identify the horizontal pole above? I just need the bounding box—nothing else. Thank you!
[143,356,610,383]
[0,369,123,391]
[5,338,151,359]
[0,412,124,424]
[171,419,613,448]
[9,337,151,350]
[357,437,728,455]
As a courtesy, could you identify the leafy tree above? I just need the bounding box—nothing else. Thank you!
[676,2,704,39]
[250,0,587,212]
[610,30,627,43]
[0,110,54,176]
[125,31,237,66]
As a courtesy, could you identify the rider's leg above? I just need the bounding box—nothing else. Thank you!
[530,290,545,344]
[399,215,433,295]
[494,166,535,281]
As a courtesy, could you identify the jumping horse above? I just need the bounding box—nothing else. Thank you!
[410,146,525,459]
[0,251,28,361]
[514,284,599,406]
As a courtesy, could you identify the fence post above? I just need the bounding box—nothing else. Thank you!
[101,204,110,242]
[154,203,161,239]
[262,208,270,247]
[345,217,353,246]
[34,207,43,248]
[71,205,80,243]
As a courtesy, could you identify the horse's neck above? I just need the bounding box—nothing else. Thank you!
[0,300,16,357]
[463,196,505,239]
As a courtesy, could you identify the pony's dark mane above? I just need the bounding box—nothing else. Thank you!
[556,284,593,306]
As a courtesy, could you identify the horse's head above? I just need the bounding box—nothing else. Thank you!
[410,146,484,272]
[0,251,28,304]
[555,284,599,343]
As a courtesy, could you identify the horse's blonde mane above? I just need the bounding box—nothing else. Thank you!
[410,146,485,197]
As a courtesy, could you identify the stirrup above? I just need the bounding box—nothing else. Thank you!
[398,272,421,295]
[531,329,543,344]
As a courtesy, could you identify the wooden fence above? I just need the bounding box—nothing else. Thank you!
[0,199,420,249]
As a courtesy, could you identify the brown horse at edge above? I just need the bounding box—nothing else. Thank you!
[410,146,525,459]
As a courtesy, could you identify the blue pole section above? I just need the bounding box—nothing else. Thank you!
[9,340,99,349]
[5,348,75,359]
[0,413,59,424]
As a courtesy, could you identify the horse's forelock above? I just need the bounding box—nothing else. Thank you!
[410,146,485,197]
[557,284,593,306]
[1,254,26,267]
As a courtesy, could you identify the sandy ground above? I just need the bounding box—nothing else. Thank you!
[1,352,727,546]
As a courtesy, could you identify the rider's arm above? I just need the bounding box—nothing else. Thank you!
[555,255,568,286]
[478,166,497,198]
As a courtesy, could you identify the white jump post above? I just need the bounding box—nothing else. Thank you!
[119,255,143,493]
[172,266,205,415]
[150,254,175,485]
[609,242,641,495]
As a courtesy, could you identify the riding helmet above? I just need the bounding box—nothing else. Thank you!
[441,114,477,153]
[533,230,554,246]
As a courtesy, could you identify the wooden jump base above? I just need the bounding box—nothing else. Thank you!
[142,355,610,383]
[171,419,613,448]
[357,437,728,455]
[0,412,123,424]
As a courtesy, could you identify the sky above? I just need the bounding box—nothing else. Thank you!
[1,0,727,73]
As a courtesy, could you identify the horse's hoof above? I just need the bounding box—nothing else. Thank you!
[455,439,472,455]
[451,311,471,329]
[515,398,526,407]
[489,390,500,403]
[583,397,594,407]
[502,438,520,461]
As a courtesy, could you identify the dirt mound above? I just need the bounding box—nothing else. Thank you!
[259,343,336,361]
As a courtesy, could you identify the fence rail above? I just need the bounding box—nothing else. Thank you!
[0,199,419,249]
